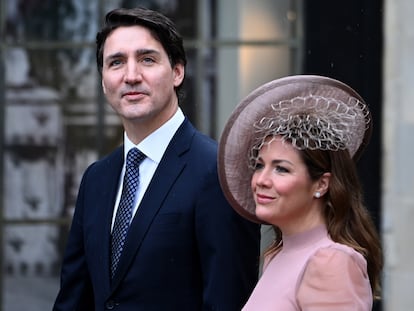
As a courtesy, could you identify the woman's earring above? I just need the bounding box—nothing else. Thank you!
[314,192,321,198]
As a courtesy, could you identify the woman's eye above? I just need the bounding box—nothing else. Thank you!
[275,165,289,173]
[252,162,264,171]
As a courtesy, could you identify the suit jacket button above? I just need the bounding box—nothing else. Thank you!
[105,300,115,309]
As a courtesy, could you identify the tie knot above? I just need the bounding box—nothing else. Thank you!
[126,148,146,169]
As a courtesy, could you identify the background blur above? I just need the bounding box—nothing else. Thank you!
[0,0,412,310]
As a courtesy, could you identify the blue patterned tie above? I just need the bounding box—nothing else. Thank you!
[111,147,146,278]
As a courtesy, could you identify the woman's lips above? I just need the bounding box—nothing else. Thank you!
[255,193,275,205]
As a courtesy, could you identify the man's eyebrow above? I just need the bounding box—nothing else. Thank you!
[104,52,124,62]
[104,49,161,63]
[135,48,160,56]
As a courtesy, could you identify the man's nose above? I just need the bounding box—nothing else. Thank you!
[124,61,142,84]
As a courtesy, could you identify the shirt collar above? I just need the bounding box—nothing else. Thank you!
[123,107,185,163]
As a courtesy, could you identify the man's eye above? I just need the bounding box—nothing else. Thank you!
[109,59,122,67]
[142,57,155,64]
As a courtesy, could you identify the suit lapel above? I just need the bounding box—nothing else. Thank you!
[110,120,195,289]
[94,147,124,292]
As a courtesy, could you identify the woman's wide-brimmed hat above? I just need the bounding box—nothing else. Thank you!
[218,75,372,223]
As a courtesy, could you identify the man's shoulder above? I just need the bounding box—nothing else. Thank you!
[174,119,218,154]
[86,145,123,173]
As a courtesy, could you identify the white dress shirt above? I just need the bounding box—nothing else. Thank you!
[111,108,185,230]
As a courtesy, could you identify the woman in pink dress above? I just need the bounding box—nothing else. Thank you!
[218,75,382,310]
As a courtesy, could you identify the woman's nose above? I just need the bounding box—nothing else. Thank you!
[254,170,271,187]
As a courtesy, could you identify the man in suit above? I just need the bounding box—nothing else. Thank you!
[53,7,260,311]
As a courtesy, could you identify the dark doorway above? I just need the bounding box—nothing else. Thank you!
[303,1,383,310]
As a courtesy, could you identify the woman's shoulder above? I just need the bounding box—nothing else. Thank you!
[310,242,368,273]
[296,242,372,310]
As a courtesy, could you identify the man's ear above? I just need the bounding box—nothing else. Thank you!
[101,80,106,94]
[173,63,185,87]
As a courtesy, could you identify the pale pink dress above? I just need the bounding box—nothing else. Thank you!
[243,225,372,310]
